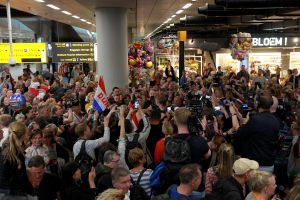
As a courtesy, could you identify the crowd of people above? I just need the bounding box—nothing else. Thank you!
[0,62,299,200]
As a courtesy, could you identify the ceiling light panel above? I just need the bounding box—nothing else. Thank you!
[46,4,60,10]
[182,3,192,9]
[176,10,184,14]
[72,15,80,19]
[35,0,45,2]
[62,11,72,15]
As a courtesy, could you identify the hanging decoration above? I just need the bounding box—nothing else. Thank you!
[128,38,155,86]
[229,32,252,61]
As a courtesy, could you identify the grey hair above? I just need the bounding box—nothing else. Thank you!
[111,167,130,183]
[103,150,119,163]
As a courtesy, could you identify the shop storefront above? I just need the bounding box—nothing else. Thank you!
[216,35,300,73]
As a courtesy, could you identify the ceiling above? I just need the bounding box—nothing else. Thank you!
[0,0,210,39]
[0,0,299,40]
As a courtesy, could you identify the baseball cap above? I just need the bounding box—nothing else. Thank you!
[233,158,259,175]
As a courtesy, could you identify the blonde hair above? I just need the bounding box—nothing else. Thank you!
[216,143,235,179]
[2,121,26,169]
[285,185,300,200]
[97,188,125,200]
[162,121,174,137]
[174,107,191,126]
[248,170,274,193]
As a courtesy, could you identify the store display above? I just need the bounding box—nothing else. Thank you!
[216,53,240,73]
[155,54,202,75]
[290,52,300,69]
[249,52,281,74]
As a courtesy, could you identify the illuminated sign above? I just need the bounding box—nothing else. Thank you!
[253,37,288,47]
[0,43,47,64]
[52,42,94,62]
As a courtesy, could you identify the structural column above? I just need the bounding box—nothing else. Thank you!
[95,8,129,93]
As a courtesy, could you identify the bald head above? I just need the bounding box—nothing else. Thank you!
[270,96,278,113]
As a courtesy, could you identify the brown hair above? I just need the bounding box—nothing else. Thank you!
[216,143,235,179]
[128,148,145,168]
[75,123,87,137]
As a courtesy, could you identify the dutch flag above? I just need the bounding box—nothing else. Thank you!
[93,76,109,112]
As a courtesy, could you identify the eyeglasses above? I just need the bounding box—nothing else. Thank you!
[111,159,120,163]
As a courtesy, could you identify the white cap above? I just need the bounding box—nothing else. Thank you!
[233,158,259,175]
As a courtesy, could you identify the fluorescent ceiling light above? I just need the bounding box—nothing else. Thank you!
[171,15,176,18]
[176,10,184,14]
[192,0,197,1]
[182,3,192,9]
[80,19,87,22]
[35,0,45,2]
[62,11,72,15]
[87,22,92,24]
[72,15,80,19]
[46,4,60,10]
[168,18,172,21]
[170,23,174,26]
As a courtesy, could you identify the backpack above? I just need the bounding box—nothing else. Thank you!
[164,135,191,165]
[150,162,166,195]
[74,140,94,175]
[130,168,150,200]
[275,122,293,166]
[125,133,143,169]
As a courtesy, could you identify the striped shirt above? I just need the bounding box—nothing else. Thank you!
[130,168,153,197]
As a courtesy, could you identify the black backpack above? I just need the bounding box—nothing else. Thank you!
[74,140,94,175]
[275,122,293,166]
[125,133,143,168]
[164,135,191,165]
[130,168,150,200]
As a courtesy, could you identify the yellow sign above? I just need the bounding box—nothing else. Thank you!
[177,31,187,42]
[0,43,47,64]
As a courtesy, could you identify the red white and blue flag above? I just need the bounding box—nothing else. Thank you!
[93,76,109,112]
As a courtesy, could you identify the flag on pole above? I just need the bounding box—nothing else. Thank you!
[93,76,109,112]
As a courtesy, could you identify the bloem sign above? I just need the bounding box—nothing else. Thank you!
[0,43,47,64]
[252,37,288,47]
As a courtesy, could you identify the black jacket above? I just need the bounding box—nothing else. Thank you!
[62,181,97,200]
[234,111,280,166]
[0,150,27,195]
[95,163,112,193]
[206,177,245,200]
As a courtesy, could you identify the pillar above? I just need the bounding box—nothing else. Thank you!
[95,8,129,93]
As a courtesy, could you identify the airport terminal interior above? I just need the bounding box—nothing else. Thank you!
[0,0,299,199]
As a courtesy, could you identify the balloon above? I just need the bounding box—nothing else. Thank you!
[10,94,26,111]
[146,61,153,68]
[129,59,136,66]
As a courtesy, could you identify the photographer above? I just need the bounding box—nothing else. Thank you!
[234,94,280,172]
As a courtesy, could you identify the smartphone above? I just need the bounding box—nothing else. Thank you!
[214,106,221,111]
[134,101,139,109]
[167,107,172,112]
[6,75,9,79]
[206,95,211,99]
[242,104,249,110]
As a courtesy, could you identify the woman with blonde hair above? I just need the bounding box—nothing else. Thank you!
[205,143,235,194]
[0,121,27,195]
[246,170,279,200]
[97,188,125,200]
